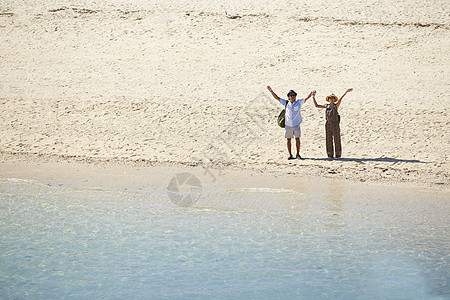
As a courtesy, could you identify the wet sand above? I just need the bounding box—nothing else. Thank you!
[1,159,448,211]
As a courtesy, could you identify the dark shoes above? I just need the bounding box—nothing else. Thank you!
[288,155,304,160]
[327,156,341,161]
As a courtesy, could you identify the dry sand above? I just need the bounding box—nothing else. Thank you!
[0,0,449,188]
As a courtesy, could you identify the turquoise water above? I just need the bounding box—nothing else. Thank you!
[0,178,449,299]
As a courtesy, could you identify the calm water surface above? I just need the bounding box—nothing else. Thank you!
[0,178,449,299]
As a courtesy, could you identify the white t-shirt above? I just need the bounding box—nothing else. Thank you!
[280,98,305,127]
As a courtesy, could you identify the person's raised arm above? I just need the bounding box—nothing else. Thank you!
[304,91,314,103]
[312,91,326,108]
[267,86,281,103]
[336,88,353,110]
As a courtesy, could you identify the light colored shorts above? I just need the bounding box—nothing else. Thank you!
[285,125,301,139]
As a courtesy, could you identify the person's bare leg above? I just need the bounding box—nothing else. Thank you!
[287,138,293,158]
[295,138,300,157]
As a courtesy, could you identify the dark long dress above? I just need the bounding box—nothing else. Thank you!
[325,104,341,158]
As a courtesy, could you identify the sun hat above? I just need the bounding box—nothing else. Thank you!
[326,94,338,102]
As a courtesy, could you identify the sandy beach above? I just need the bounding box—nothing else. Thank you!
[1,0,449,188]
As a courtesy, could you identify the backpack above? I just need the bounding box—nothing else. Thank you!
[277,101,289,128]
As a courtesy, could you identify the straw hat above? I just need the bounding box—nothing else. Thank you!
[326,94,338,102]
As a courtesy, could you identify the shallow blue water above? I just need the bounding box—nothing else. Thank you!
[0,179,449,299]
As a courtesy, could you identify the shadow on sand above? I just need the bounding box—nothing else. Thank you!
[306,157,431,164]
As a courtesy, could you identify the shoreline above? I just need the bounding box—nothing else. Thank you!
[1,152,448,193]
